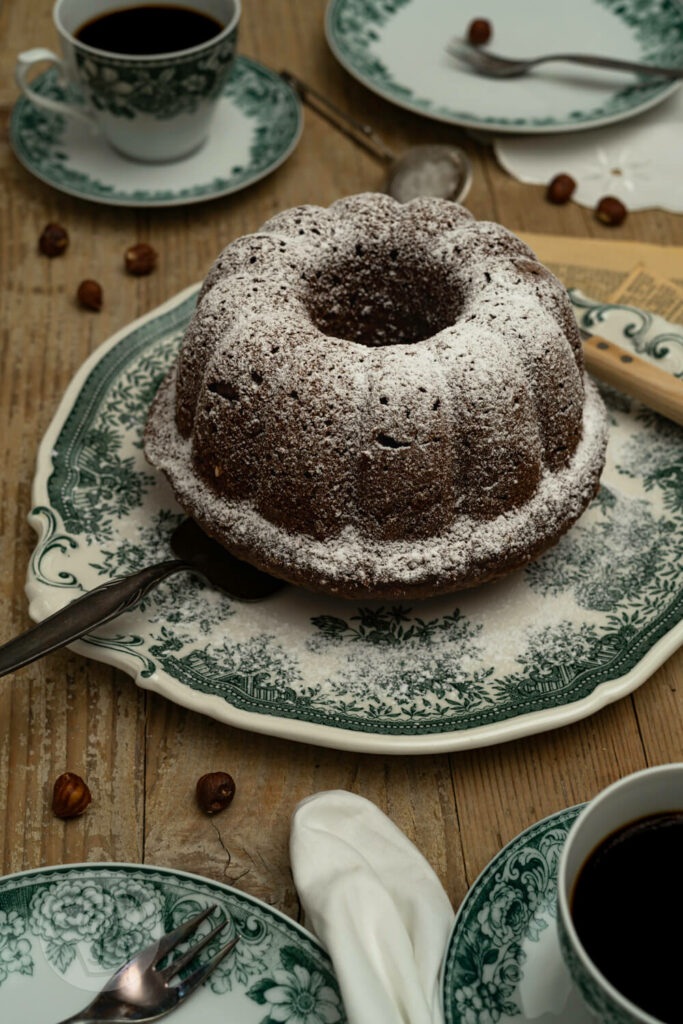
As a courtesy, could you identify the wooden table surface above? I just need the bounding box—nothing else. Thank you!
[1,0,682,926]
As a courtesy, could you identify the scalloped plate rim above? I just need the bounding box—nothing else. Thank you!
[26,286,683,755]
[324,0,682,135]
[9,58,303,209]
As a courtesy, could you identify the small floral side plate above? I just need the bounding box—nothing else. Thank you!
[442,807,590,1023]
[0,862,345,1024]
[9,58,302,207]
[26,284,683,754]
[325,0,682,134]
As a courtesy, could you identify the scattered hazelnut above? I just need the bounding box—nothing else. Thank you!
[196,771,236,815]
[125,242,157,275]
[39,222,69,257]
[468,17,491,45]
[52,772,92,819]
[77,279,103,310]
[595,196,627,226]
[546,173,576,205]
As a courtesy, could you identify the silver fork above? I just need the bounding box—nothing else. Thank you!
[56,904,239,1023]
[446,38,683,79]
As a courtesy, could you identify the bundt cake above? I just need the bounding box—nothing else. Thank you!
[144,193,608,600]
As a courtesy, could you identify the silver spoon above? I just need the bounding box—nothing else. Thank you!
[0,518,284,678]
[281,71,473,204]
[446,38,683,80]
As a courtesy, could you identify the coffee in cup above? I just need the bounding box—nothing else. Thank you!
[15,0,240,162]
[558,764,683,1024]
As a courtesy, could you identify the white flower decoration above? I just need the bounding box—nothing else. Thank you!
[262,964,342,1023]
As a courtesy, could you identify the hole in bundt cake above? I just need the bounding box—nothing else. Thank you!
[305,243,462,347]
[376,432,410,449]
[208,380,238,400]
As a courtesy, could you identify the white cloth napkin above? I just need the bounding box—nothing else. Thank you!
[290,790,455,1024]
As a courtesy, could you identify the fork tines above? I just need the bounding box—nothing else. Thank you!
[155,904,239,991]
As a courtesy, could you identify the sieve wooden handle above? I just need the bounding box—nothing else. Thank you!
[583,334,683,427]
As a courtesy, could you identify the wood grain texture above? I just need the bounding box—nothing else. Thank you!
[0,0,681,922]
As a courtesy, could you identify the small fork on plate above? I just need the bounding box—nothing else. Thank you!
[446,38,683,79]
[56,904,239,1024]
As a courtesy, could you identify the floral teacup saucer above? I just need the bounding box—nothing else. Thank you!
[10,57,302,207]
[442,806,593,1023]
[0,862,345,1023]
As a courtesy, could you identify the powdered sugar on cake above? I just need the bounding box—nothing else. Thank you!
[144,193,608,599]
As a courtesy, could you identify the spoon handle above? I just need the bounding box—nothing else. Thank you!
[280,69,397,162]
[0,560,186,678]
[533,54,683,79]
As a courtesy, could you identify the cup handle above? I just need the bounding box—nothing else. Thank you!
[15,48,98,129]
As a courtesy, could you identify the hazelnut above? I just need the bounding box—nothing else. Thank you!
[125,242,157,275]
[39,223,69,257]
[77,279,103,310]
[52,772,92,819]
[468,18,492,45]
[546,173,576,205]
[596,196,627,226]
[196,771,236,815]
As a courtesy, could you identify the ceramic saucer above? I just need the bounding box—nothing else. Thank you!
[9,57,302,207]
[0,862,344,1023]
[442,806,593,1023]
[326,0,682,134]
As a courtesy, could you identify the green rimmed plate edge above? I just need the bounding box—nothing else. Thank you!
[323,0,681,135]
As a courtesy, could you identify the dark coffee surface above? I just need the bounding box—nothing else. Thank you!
[76,5,223,55]
[572,811,683,1023]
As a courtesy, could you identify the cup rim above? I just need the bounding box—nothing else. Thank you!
[557,763,683,1024]
[53,0,241,62]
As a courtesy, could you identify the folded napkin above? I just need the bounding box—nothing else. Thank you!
[290,790,455,1024]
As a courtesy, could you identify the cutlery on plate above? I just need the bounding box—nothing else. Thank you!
[582,332,683,425]
[446,39,683,79]
[56,904,238,1024]
[280,70,473,204]
[0,518,285,679]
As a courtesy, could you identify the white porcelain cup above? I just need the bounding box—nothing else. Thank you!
[557,764,683,1024]
[15,0,240,162]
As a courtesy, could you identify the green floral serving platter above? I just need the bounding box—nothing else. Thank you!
[0,862,345,1023]
[325,0,682,134]
[26,284,683,754]
[9,58,302,207]
[442,806,594,1023]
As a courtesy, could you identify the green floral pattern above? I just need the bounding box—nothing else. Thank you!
[0,910,32,985]
[326,0,682,129]
[10,59,302,205]
[525,489,677,610]
[75,28,237,119]
[248,949,344,1023]
[443,807,582,1023]
[26,285,683,748]
[0,865,345,1022]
